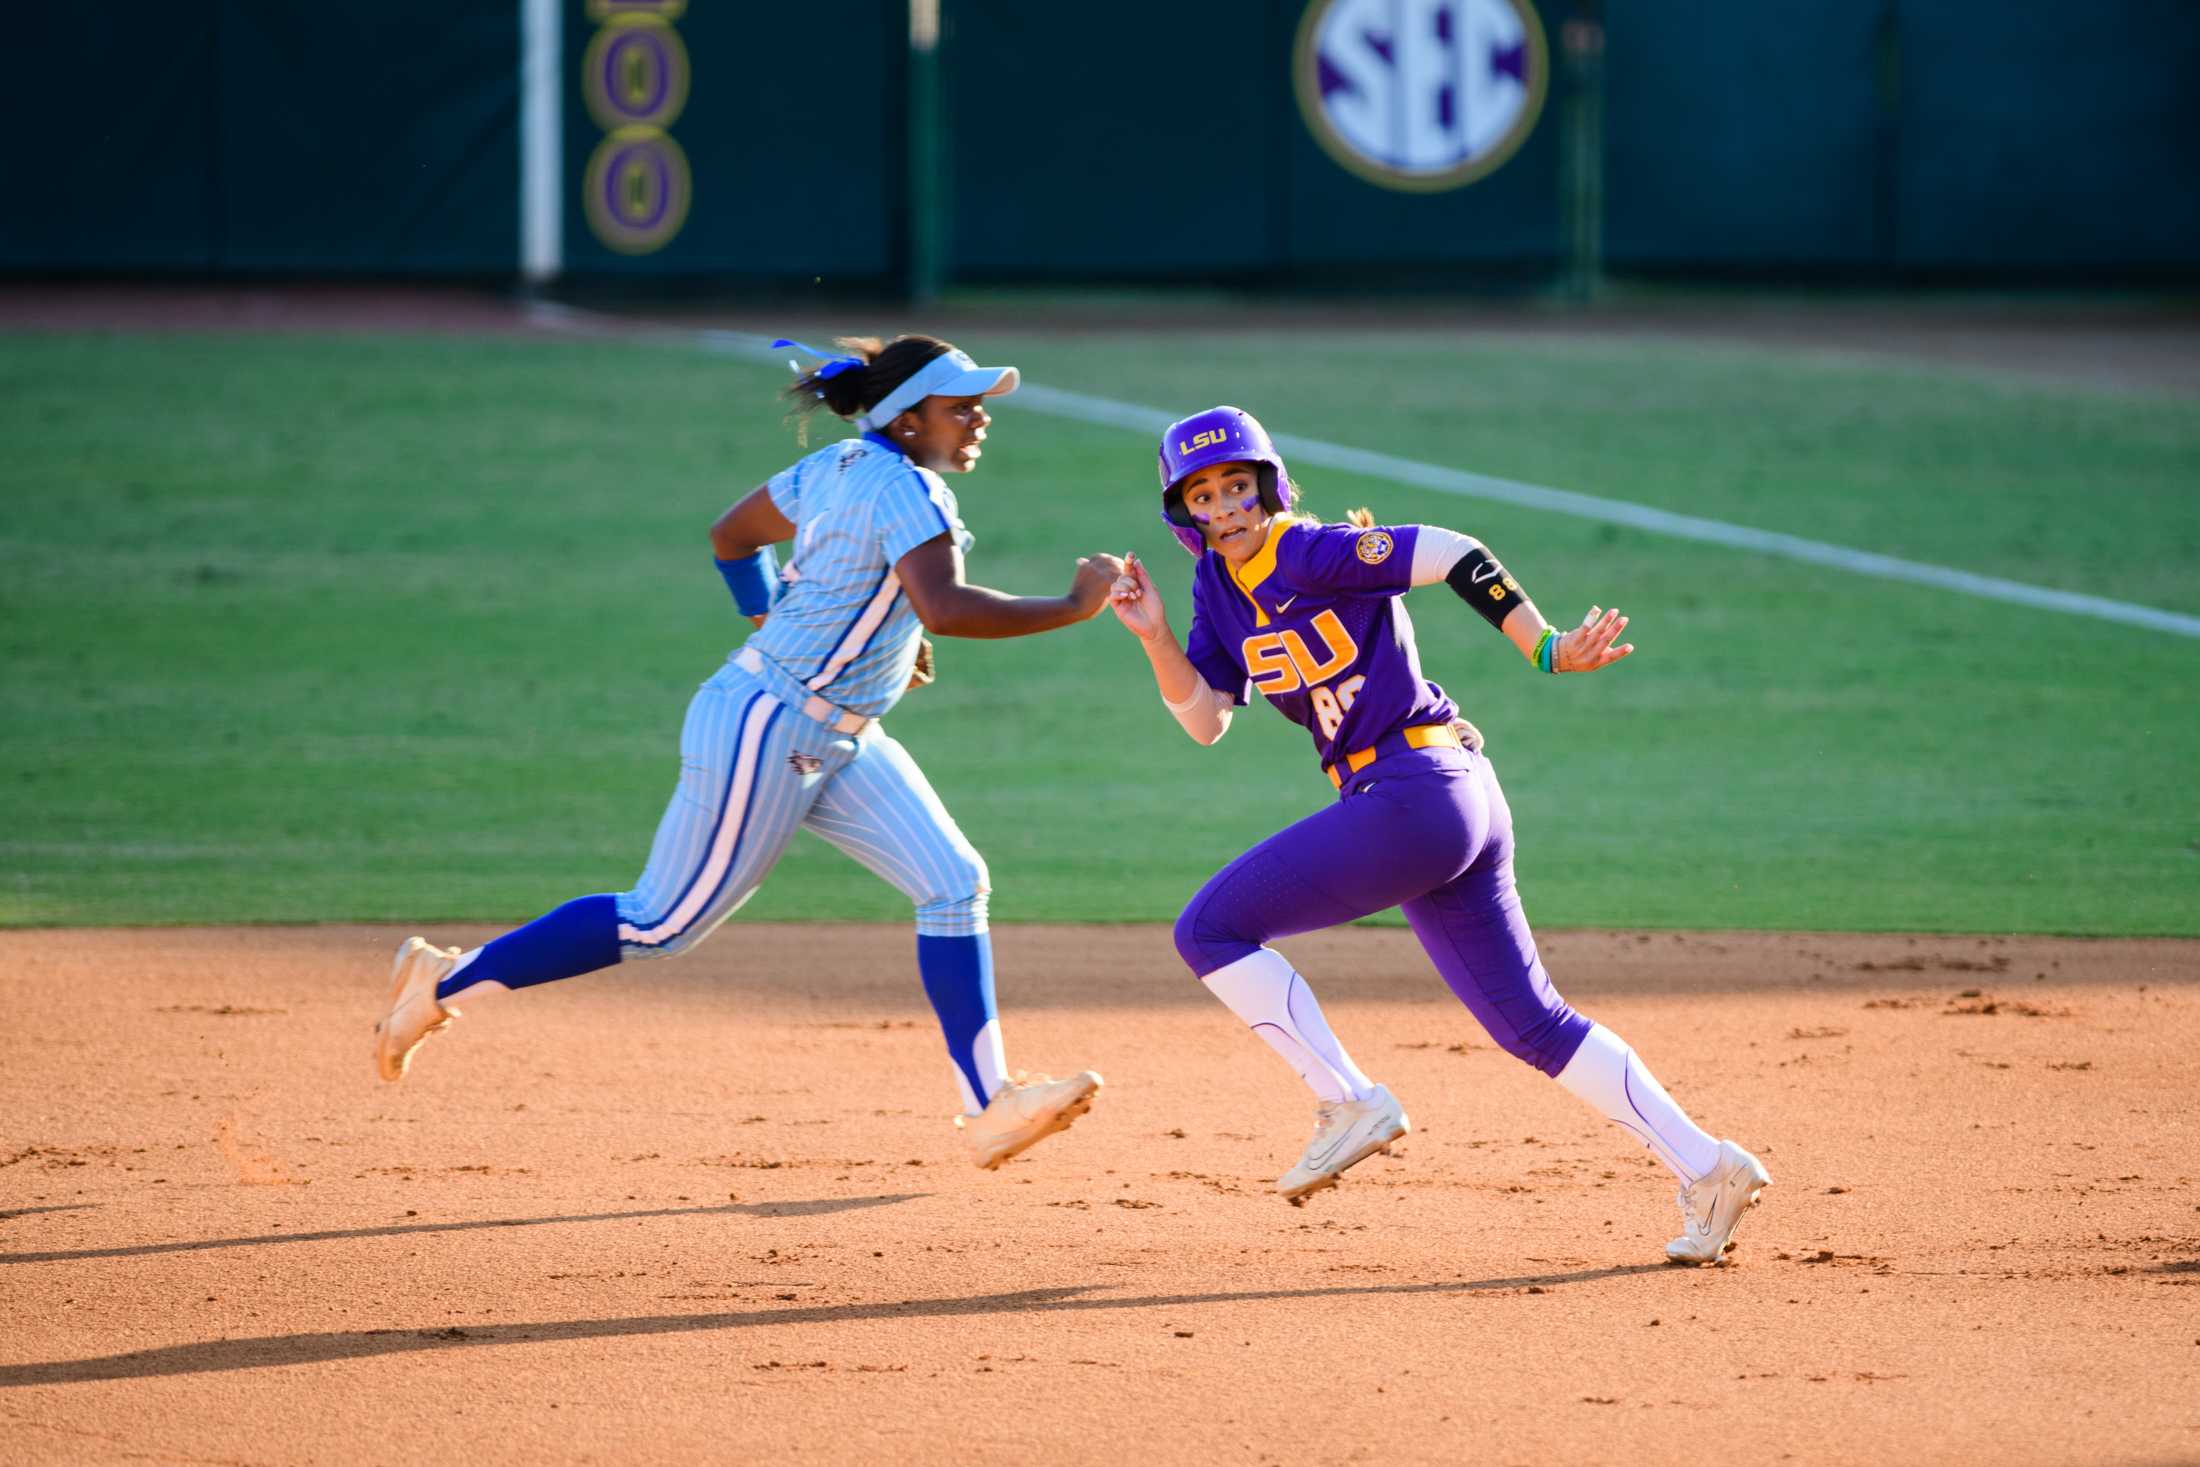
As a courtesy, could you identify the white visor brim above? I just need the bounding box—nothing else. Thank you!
[857,350,1018,431]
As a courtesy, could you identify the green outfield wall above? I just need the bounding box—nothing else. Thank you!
[4,2,2193,282]
[1602,4,1888,268]
[6,6,520,274]
[1603,0,2200,273]
[943,2,1562,279]
[554,5,900,280]
[1889,1,2200,270]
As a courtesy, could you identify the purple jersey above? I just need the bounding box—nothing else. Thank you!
[1184,515,1458,770]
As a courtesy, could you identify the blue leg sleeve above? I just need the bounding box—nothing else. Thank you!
[916,932,1003,1112]
[438,894,623,1001]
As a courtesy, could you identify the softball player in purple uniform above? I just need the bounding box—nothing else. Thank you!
[1108,405,1770,1263]
[374,334,1114,1169]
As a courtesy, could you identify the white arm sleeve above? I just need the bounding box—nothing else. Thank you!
[1161,678,1234,745]
[1409,525,1482,586]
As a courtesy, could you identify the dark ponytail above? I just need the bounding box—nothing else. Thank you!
[780,333,954,442]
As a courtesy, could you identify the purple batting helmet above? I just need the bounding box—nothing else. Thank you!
[1156,405,1296,557]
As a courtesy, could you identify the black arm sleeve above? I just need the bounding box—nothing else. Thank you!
[1444,544,1527,631]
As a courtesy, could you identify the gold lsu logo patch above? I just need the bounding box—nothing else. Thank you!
[1179,428,1231,453]
[1355,529,1394,565]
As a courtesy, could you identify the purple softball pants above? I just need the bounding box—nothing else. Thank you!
[1173,746,1593,1078]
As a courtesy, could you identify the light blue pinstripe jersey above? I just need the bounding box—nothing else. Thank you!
[741,432,973,718]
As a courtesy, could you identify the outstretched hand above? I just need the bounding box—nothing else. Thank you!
[1107,552,1170,641]
[1554,605,1634,673]
[1069,553,1127,619]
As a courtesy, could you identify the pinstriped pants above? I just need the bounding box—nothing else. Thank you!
[615,663,991,957]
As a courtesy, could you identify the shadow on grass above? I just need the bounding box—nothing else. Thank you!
[0,1263,1673,1386]
[0,1194,923,1266]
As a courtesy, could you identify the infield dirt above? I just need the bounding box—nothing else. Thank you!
[2,923,2194,1465]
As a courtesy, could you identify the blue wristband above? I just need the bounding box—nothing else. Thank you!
[1535,626,1560,673]
[715,547,778,616]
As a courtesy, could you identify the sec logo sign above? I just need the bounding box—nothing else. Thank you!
[1295,0,1548,193]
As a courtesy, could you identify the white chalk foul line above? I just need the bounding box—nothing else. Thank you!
[1015,383,2200,639]
[603,313,2200,640]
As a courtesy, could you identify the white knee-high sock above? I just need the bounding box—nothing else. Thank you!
[1201,949,1375,1104]
[1554,1023,1722,1184]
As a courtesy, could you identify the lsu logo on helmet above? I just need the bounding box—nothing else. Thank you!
[1355,529,1394,565]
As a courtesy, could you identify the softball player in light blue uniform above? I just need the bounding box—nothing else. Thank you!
[375,333,1117,1168]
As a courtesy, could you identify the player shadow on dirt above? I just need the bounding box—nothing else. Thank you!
[0,1264,1674,1387]
[0,1204,99,1223]
[0,1194,924,1268]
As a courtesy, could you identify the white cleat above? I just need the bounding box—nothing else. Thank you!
[958,1070,1103,1170]
[1665,1140,1773,1264]
[1277,1084,1409,1205]
[374,936,462,1082]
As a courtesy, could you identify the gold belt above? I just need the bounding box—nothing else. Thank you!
[1325,723,1463,789]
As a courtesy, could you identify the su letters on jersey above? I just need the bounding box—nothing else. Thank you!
[1242,608,1369,738]
[1186,515,1459,762]
[1242,608,1359,694]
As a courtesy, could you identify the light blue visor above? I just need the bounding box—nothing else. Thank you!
[855,348,1018,432]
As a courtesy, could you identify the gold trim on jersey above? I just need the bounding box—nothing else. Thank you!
[1225,515,1304,627]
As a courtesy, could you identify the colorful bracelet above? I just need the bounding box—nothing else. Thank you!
[1533,626,1561,673]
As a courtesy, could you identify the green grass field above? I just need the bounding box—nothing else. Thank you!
[2,325,2194,933]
